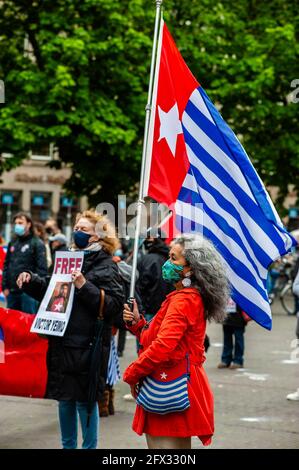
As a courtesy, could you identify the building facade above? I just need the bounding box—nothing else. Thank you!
[0,154,88,243]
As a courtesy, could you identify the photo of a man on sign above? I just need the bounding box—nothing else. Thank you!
[28,251,85,337]
[46,282,71,314]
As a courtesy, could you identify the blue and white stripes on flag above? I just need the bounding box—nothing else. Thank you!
[175,86,297,330]
[106,336,121,387]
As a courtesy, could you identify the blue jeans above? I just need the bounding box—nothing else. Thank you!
[58,401,99,449]
[221,325,245,366]
[7,292,39,314]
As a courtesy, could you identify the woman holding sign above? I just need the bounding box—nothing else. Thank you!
[17,210,124,449]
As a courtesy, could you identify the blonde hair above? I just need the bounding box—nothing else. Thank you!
[75,210,119,255]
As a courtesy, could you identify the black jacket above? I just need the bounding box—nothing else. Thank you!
[22,249,124,402]
[2,234,47,292]
[223,305,246,328]
[137,240,173,318]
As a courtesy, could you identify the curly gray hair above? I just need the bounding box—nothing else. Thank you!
[174,234,229,322]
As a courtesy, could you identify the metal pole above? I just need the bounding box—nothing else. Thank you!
[65,205,72,244]
[129,0,163,298]
[5,204,12,244]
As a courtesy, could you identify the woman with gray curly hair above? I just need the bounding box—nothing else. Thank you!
[123,234,229,449]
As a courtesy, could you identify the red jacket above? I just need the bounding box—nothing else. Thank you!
[123,288,214,444]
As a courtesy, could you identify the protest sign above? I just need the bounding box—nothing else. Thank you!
[30,252,84,337]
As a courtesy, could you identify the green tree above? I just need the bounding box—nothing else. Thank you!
[0,0,298,208]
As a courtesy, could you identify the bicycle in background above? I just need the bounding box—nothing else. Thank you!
[268,254,298,315]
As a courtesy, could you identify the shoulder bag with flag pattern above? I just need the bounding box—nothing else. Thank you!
[136,354,190,414]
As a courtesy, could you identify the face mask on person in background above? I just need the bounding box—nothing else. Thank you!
[14,224,26,237]
[162,259,184,284]
[72,230,91,249]
[114,249,123,258]
[45,227,53,235]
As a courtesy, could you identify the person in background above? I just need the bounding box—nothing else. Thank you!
[34,222,52,270]
[2,212,47,314]
[286,267,299,401]
[16,210,124,449]
[45,218,61,237]
[49,233,68,265]
[218,298,248,369]
[137,230,173,323]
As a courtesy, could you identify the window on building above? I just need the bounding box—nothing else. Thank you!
[30,143,54,161]
[0,190,22,239]
[58,195,79,231]
[30,192,52,222]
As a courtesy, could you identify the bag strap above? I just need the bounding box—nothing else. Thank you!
[99,288,105,321]
[186,353,190,380]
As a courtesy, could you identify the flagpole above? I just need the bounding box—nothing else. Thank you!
[129,0,163,299]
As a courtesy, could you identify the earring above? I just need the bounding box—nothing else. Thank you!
[182,277,192,287]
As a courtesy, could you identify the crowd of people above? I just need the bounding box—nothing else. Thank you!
[0,209,298,449]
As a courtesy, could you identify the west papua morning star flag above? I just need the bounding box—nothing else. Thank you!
[142,20,297,330]
[0,308,48,397]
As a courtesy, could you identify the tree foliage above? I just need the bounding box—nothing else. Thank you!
[0,0,298,207]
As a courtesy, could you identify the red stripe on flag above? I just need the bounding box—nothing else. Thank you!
[145,21,199,206]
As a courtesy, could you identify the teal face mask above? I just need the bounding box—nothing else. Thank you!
[162,259,184,284]
[14,224,26,237]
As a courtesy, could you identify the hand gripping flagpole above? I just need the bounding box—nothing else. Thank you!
[129,0,163,302]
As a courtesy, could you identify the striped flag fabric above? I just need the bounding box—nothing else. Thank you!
[142,20,297,329]
[106,336,121,387]
[136,373,190,414]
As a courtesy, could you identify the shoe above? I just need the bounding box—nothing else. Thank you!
[108,388,115,415]
[286,390,299,401]
[123,393,135,402]
[98,390,110,417]
[229,363,243,369]
[217,362,230,369]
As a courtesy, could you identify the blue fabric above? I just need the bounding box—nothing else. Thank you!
[221,325,245,366]
[7,292,39,314]
[176,85,297,330]
[106,336,121,386]
[58,401,99,449]
[136,374,190,414]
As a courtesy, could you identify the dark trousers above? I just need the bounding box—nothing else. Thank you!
[7,292,39,314]
[117,328,127,355]
[221,325,245,366]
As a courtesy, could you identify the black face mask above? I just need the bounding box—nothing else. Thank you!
[45,227,53,235]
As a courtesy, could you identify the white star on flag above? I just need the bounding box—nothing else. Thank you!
[158,103,183,157]
[160,372,168,380]
[54,303,63,312]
